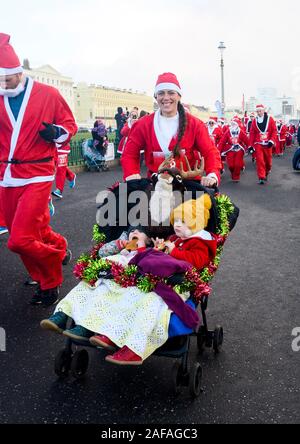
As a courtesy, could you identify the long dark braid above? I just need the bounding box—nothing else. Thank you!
[173,102,187,158]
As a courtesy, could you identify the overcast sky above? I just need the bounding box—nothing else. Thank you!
[1,0,300,108]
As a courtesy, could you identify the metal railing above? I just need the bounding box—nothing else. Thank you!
[68,139,86,166]
[69,135,119,166]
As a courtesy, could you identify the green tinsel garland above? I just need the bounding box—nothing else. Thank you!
[92,224,106,244]
[76,194,236,290]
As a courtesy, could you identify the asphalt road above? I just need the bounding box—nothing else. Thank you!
[0,149,299,425]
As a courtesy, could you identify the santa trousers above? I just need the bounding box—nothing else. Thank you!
[275,140,285,155]
[0,182,67,290]
[0,206,6,226]
[226,151,245,180]
[55,154,75,192]
[255,145,272,179]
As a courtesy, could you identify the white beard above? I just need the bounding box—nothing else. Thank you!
[0,81,25,97]
[150,179,175,224]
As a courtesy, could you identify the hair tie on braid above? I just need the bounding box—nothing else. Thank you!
[173,102,187,158]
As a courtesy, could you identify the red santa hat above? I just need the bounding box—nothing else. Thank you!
[0,33,23,76]
[154,72,182,96]
[256,104,265,111]
[208,116,218,123]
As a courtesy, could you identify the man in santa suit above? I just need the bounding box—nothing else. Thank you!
[249,104,277,184]
[246,112,255,135]
[121,72,222,187]
[207,117,223,148]
[218,119,249,182]
[0,34,77,305]
[275,120,287,157]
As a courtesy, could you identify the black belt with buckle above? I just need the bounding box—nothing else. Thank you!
[2,156,53,165]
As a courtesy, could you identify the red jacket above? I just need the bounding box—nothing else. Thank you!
[169,232,217,270]
[219,128,249,155]
[208,125,223,147]
[121,112,222,182]
[249,115,277,148]
[277,124,287,142]
[0,77,77,187]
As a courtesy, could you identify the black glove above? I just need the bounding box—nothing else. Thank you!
[39,122,58,142]
[248,147,255,154]
[267,141,274,148]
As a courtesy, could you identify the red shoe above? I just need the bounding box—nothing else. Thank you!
[89,334,116,351]
[105,346,143,366]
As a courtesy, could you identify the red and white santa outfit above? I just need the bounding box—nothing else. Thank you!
[249,105,277,181]
[0,34,77,291]
[207,117,223,148]
[121,73,222,184]
[54,143,76,193]
[117,117,137,155]
[218,120,249,181]
[275,120,287,156]
[169,230,217,270]
[286,124,295,147]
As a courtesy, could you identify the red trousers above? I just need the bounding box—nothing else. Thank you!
[255,145,272,179]
[0,206,6,227]
[55,154,75,192]
[0,182,67,290]
[226,150,245,181]
[275,140,285,155]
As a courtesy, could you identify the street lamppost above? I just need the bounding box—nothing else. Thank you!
[218,41,226,117]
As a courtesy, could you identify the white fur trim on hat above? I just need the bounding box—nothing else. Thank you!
[154,82,182,96]
[0,66,23,76]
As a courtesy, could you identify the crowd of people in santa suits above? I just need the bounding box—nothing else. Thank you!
[205,105,299,185]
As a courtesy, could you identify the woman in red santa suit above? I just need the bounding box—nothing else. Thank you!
[121,72,222,187]
[218,119,249,182]
[249,104,277,184]
[0,34,77,305]
[117,109,139,156]
[207,117,223,148]
[275,120,287,157]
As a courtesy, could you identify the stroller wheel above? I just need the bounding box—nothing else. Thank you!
[189,362,203,398]
[70,349,89,379]
[213,326,224,353]
[54,348,72,378]
[172,362,185,395]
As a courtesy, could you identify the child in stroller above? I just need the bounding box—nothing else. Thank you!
[40,185,237,397]
[81,120,109,172]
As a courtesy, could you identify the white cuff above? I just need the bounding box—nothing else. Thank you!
[53,125,69,144]
[125,174,141,181]
[206,173,219,186]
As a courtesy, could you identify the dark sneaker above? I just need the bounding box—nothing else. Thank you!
[52,189,63,199]
[24,276,39,286]
[63,325,94,342]
[62,249,72,266]
[40,311,68,334]
[30,287,59,306]
[258,179,265,185]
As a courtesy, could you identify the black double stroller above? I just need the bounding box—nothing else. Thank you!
[52,178,238,398]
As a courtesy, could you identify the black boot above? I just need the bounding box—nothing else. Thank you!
[30,286,59,306]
